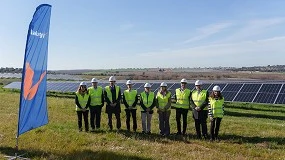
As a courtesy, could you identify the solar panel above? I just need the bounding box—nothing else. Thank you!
[201,83,212,91]
[222,91,237,101]
[278,84,285,94]
[259,84,282,93]
[240,84,261,92]
[253,93,278,103]
[3,81,285,105]
[275,94,285,104]
[132,83,144,89]
[234,92,256,102]
[223,83,243,92]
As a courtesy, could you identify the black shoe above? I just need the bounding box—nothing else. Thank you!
[147,131,151,135]
[79,128,83,132]
[142,131,146,134]
[203,134,208,139]
[176,132,182,135]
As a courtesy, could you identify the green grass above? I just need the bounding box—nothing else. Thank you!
[0,92,284,160]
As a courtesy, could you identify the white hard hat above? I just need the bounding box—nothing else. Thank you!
[195,80,203,86]
[180,78,187,83]
[109,76,116,82]
[213,85,221,91]
[126,80,133,85]
[80,82,87,86]
[91,78,98,83]
[160,82,167,87]
[144,83,151,88]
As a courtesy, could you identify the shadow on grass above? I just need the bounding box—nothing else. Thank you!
[224,110,285,120]
[219,134,285,146]
[117,130,196,144]
[225,105,285,113]
[0,146,153,160]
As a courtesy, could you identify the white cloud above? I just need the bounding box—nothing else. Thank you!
[220,17,285,42]
[183,22,233,44]
[137,36,285,60]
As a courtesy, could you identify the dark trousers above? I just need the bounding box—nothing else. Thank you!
[77,110,89,131]
[193,110,208,138]
[125,109,137,131]
[90,106,102,129]
[107,112,121,130]
[158,111,171,135]
[176,108,188,134]
[210,118,222,140]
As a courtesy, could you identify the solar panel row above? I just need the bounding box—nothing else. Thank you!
[4,81,285,105]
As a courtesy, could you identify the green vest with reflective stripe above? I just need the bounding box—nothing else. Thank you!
[88,86,103,106]
[124,89,137,108]
[75,92,89,111]
[157,92,171,110]
[209,97,224,118]
[192,90,207,110]
[175,88,190,109]
[105,86,120,103]
[140,91,155,108]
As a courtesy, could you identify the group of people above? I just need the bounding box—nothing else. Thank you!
[75,76,225,141]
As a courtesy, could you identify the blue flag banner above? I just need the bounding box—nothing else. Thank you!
[17,4,52,136]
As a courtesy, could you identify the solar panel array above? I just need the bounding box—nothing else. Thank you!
[3,81,285,104]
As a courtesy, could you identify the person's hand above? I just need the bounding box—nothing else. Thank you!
[210,117,214,121]
[195,107,199,111]
[146,108,150,112]
[82,108,86,112]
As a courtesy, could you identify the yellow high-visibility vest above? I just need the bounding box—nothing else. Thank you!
[140,91,155,108]
[105,86,120,102]
[209,97,224,118]
[175,88,190,109]
[192,90,208,110]
[75,92,89,111]
[88,86,103,106]
[124,89,137,108]
[157,91,171,110]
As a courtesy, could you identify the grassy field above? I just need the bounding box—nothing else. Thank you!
[0,92,284,160]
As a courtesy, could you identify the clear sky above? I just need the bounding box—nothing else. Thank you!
[1,0,285,70]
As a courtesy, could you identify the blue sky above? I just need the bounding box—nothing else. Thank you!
[1,0,285,70]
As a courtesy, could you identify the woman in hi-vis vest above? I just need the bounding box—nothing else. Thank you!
[75,82,91,132]
[208,85,224,141]
[156,82,172,136]
[140,83,156,134]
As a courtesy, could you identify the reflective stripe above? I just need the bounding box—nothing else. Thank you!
[175,88,190,109]
[75,92,89,111]
[88,86,103,106]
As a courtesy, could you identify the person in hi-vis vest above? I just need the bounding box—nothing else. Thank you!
[156,82,172,136]
[190,80,209,139]
[140,83,156,134]
[208,85,224,141]
[88,78,104,132]
[122,80,138,132]
[104,76,122,131]
[75,82,91,132]
[174,78,191,135]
